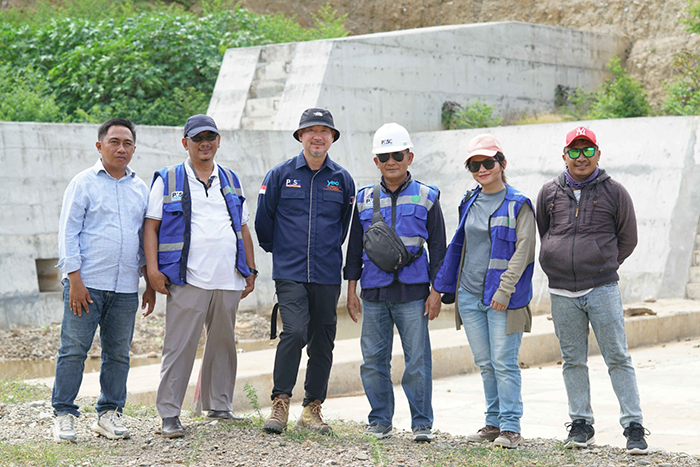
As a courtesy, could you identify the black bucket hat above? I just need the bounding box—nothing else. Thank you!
[293,108,340,142]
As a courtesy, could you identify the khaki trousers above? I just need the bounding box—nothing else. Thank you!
[156,283,242,418]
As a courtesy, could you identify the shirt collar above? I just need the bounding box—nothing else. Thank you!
[92,159,134,178]
[294,151,332,171]
[380,171,413,194]
[185,159,219,180]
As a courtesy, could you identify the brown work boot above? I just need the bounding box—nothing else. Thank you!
[296,400,332,434]
[263,394,290,434]
[467,425,500,442]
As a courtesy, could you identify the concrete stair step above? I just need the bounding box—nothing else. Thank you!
[244,97,279,118]
[240,116,275,130]
[249,80,286,99]
[687,282,700,300]
[254,60,291,81]
[689,266,700,283]
[694,250,700,267]
[259,43,296,63]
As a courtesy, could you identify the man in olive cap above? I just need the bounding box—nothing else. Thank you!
[256,108,355,434]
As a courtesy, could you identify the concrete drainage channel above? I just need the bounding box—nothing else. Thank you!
[29,299,700,412]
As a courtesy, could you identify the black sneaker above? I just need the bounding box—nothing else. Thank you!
[623,422,649,455]
[564,419,595,448]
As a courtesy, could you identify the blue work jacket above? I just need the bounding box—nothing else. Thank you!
[255,152,355,285]
[356,180,438,289]
[153,163,251,285]
[434,185,534,308]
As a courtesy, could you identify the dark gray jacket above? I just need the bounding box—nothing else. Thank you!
[536,169,637,291]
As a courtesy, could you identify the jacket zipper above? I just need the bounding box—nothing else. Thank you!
[307,170,320,282]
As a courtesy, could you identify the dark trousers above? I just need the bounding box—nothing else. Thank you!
[272,279,340,406]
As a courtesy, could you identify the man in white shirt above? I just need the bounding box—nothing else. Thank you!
[143,115,257,438]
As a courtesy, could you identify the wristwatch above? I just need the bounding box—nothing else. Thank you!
[249,268,259,276]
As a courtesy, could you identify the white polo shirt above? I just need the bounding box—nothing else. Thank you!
[147,160,249,291]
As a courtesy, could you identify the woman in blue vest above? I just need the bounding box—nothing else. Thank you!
[434,134,536,449]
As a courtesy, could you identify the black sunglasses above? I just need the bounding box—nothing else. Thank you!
[376,151,407,163]
[189,133,218,143]
[466,157,497,173]
[566,147,596,159]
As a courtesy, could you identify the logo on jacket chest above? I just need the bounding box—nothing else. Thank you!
[171,191,184,201]
[286,178,302,188]
[324,179,343,192]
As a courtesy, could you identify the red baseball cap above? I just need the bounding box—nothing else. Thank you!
[466,134,504,162]
[565,126,597,148]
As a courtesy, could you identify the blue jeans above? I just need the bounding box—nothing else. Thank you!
[360,299,433,428]
[458,288,523,433]
[550,282,643,428]
[52,281,138,417]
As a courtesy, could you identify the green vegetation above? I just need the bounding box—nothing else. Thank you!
[588,56,650,119]
[0,378,50,404]
[442,100,503,130]
[243,383,264,421]
[0,441,110,467]
[0,0,347,125]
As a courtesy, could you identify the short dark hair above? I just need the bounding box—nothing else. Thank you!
[98,118,136,143]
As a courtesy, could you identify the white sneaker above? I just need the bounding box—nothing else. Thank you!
[92,410,130,439]
[53,414,77,443]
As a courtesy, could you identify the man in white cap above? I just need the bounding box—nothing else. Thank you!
[344,123,446,442]
[256,108,355,435]
[144,114,257,438]
[536,126,648,454]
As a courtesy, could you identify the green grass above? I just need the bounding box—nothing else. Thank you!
[0,378,50,404]
[0,441,110,467]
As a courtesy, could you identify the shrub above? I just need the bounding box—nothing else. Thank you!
[0,65,62,122]
[661,50,700,116]
[442,100,502,130]
[588,56,650,119]
[0,1,348,125]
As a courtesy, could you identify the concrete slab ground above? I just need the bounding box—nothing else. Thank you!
[322,337,700,457]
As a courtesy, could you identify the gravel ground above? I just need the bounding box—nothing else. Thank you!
[1,395,699,467]
[0,310,270,362]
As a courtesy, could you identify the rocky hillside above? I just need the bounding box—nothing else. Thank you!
[241,0,700,108]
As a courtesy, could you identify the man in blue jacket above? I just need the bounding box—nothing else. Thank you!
[144,115,257,438]
[256,108,355,434]
[344,123,446,442]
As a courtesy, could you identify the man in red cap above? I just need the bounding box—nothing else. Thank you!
[536,126,649,454]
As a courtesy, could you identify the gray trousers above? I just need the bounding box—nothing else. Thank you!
[156,283,242,418]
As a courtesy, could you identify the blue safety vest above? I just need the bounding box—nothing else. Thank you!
[356,180,438,289]
[153,163,251,286]
[434,185,534,308]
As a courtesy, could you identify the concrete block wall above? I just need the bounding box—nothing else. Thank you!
[208,22,628,133]
[2,116,700,328]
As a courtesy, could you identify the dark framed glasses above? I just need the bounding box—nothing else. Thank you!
[376,150,407,163]
[189,133,218,143]
[566,147,596,159]
[466,157,497,173]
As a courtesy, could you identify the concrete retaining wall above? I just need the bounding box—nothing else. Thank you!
[208,22,627,133]
[2,116,700,328]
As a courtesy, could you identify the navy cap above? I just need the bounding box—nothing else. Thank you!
[184,114,219,138]
[293,108,340,142]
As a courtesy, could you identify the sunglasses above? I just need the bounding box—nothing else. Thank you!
[376,151,407,163]
[466,157,497,173]
[188,133,218,143]
[566,147,596,159]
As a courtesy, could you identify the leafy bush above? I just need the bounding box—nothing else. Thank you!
[0,65,62,122]
[588,56,650,119]
[661,50,700,116]
[0,1,348,125]
[441,100,502,130]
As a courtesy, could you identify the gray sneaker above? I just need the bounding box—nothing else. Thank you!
[364,423,393,439]
[412,425,434,443]
[53,414,77,443]
[494,431,522,448]
[92,410,130,439]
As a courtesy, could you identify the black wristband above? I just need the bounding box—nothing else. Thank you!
[249,268,259,276]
